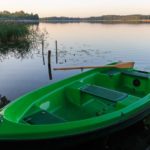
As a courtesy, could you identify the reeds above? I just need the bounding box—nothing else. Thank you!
[0,23,29,44]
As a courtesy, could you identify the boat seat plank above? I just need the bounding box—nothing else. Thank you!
[81,85,128,102]
[24,110,65,125]
[122,70,150,79]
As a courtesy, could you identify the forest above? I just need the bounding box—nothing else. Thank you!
[41,15,150,22]
[0,11,39,20]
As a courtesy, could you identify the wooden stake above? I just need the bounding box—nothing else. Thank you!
[48,50,52,80]
[55,40,58,64]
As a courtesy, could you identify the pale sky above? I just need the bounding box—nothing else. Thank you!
[0,0,150,17]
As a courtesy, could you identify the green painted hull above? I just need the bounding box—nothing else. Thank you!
[1,63,150,140]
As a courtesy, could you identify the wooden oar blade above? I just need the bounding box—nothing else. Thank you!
[114,62,135,68]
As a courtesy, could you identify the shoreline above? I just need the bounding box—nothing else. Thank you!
[40,19,150,24]
[0,19,39,23]
[0,19,150,24]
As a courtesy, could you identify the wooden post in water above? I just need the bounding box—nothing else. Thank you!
[48,50,51,66]
[42,40,45,65]
[48,50,52,80]
[55,40,58,64]
[42,40,44,51]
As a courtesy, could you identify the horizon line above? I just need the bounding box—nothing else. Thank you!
[1,10,150,18]
[41,14,150,18]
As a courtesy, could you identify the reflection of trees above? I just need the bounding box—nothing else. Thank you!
[0,23,48,61]
[0,40,31,61]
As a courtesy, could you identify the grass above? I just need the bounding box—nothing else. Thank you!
[0,23,29,44]
[0,22,48,60]
[0,23,34,60]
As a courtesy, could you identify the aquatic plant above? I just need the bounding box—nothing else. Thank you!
[0,23,30,44]
[0,23,49,61]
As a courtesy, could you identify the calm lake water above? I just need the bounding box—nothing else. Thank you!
[1,22,150,101]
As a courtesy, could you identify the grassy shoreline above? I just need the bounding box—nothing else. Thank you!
[0,23,30,44]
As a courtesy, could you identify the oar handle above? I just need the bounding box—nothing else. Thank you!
[53,65,112,70]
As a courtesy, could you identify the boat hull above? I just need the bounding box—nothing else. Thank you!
[1,63,150,143]
[1,105,150,149]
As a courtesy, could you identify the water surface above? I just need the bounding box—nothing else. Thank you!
[1,23,150,100]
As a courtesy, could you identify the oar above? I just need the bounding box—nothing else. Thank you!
[53,61,135,70]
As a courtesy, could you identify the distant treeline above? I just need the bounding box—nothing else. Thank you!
[41,17,80,22]
[41,15,150,22]
[0,11,39,20]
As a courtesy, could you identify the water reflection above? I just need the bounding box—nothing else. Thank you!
[0,23,49,61]
[1,22,150,101]
[42,43,45,65]
[55,40,58,64]
[0,41,31,61]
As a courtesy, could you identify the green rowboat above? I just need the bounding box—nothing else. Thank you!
[1,62,150,142]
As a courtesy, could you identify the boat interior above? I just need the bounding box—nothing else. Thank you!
[15,68,150,125]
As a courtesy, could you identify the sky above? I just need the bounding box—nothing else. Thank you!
[0,0,150,17]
